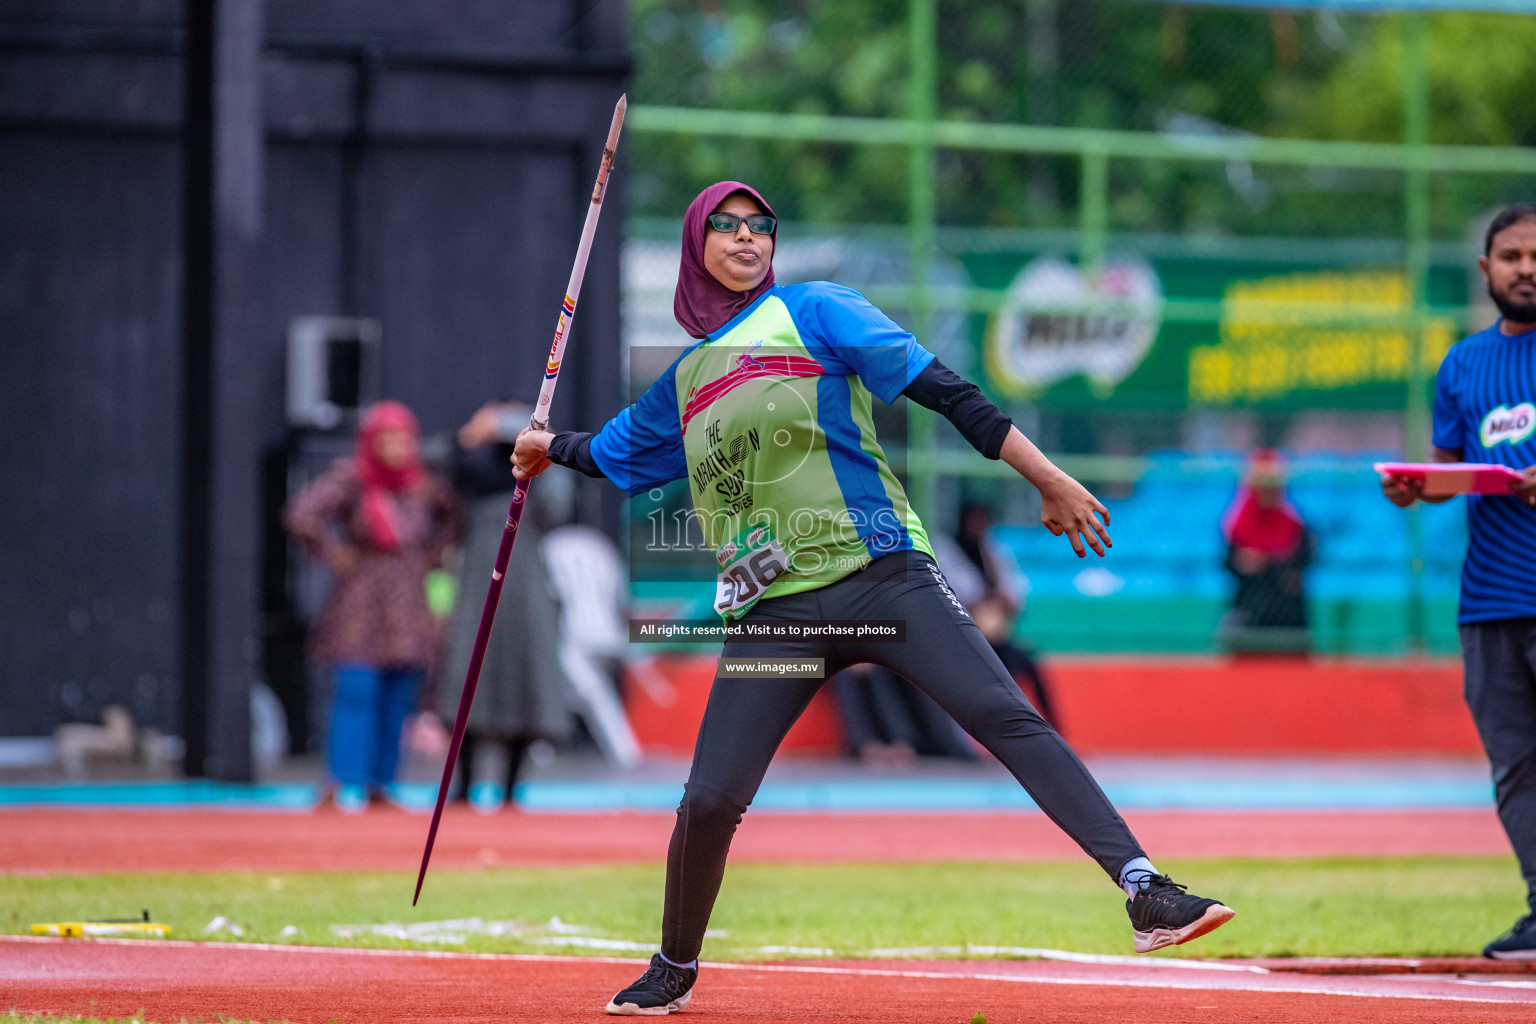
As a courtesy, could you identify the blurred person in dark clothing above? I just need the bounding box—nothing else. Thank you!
[830,663,975,764]
[1219,449,1312,654]
[935,502,1057,728]
[437,401,571,807]
[285,400,463,805]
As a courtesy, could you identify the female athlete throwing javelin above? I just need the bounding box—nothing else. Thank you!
[514,181,1234,1015]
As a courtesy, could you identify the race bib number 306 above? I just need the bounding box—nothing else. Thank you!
[714,525,790,618]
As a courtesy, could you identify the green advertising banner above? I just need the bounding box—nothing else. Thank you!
[967,251,1470,411]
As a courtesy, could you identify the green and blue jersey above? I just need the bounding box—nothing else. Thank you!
[590,281,936,617]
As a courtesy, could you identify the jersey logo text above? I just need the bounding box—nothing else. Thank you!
[1480,403,1535,448]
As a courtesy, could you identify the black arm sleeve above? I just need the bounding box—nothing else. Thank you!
[547,431,606,479]
[901,357,1013,460]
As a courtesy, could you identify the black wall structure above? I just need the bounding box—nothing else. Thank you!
[0,1,629,778]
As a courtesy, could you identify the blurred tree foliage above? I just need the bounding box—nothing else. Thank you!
[628,1,1536,240]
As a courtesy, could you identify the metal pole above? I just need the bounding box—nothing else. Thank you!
[628,103,1536,176]
[1403,12,1431,654]
[1079,146,1108,269]
[180,0,264,781]
[907,0,938,520]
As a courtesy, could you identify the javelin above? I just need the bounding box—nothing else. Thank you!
[414,94,627,905]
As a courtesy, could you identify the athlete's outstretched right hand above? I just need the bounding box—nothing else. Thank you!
[997,425,1112,558]
[511,428,554,480]
[1038,474,1113,559]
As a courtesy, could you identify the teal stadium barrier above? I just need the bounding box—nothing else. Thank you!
[991,453,1464,655]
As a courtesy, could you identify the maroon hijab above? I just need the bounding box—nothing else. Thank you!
[673,181,777,339]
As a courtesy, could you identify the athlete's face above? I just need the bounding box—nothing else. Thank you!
[703,193,774,293]
[1480,218,1536,327]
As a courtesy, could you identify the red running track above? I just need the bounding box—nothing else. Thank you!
[3,937,1532,1024]
[0,807,1513,875]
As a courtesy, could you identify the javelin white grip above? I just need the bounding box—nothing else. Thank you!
[530,94,627,431]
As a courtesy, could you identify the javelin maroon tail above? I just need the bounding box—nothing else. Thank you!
[412,478,528,904]
[414,94,626,905]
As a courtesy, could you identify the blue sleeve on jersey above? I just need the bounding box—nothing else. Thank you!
[589,360,688,496]
[779,281,937,404]
[1431,345,1465,453]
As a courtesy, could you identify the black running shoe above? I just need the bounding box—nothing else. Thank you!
[1484,914,1536,960]
[605,953,697,1015]
[1126,874,1235,953]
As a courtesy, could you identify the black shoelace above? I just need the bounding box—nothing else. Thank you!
[1131,873,1186,897]
[635,959,694,999]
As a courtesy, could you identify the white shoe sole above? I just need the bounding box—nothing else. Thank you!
[1486,948,1536,960]
[1134,903,1235,953]
[605,990,692,1015]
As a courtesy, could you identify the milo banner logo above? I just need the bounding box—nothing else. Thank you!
[984,255,1163,397]
[1482,403,1536,448]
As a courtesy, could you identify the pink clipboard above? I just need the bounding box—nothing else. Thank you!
[1374,461,1524,496]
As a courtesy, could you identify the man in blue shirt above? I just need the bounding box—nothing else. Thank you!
[1383,204,1536,959]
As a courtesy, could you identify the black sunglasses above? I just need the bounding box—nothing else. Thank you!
[707,212,776,235]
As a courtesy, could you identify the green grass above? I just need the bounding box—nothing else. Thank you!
[3,857,1525,961]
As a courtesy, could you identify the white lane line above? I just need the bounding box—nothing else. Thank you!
[3,935,639,964]
[697,960,1526,1005]
[1,936,1526,1006]
[863,944,1269,972]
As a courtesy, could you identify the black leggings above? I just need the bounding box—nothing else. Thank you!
[660,551,1146,962]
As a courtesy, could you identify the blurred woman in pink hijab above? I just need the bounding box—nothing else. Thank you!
[285,400,462,804]
[1220,449,1312,654]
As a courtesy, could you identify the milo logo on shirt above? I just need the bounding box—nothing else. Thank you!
[1480,403,1536,448]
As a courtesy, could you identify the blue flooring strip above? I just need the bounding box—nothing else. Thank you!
[0,781,318,809]
[512,779,1494,813]
[0,777,1495,812]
